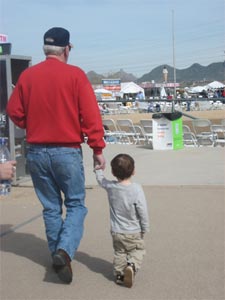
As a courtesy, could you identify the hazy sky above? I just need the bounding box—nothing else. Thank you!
[1,0,224,77]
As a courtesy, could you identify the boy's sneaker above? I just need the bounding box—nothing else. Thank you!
[115,274,124,285]
[128,262,136,273]
[123,265,134,288]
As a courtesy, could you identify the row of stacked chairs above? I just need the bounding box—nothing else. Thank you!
[102,118,225,147]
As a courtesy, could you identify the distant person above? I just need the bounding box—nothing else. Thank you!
[98,103,109,114]
[186,100,191,111]
[136,91,144,100]
[102,103,109,114]
[147,102,154,112]
[0,161,16,180]
[94,153,149,288]
[183,91,189,99]
[7,27,106,284]
[201,90,208,98]
[103,125,117,143]
[213,90,219,98]
[155,103,161,112]
[222,89,225,98]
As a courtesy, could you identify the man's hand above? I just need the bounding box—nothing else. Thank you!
[0,161,17,180]
[93,154,106,170]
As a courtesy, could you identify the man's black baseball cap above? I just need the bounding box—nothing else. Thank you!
[43,27,73,47]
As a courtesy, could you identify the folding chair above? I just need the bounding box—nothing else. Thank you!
[210,124,225,147]
[102,119,122,144]
[132,125,150,145]
[139,119,153,144]
[221,119,225,126]
[182,125,198,147]
[116,119,143,144]
[192,118,215,146]
[183,132,198,147]
[182,125,191,133]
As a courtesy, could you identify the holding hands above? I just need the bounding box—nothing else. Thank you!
[93,153,106,170]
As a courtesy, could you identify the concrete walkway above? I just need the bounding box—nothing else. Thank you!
[0,145,224,300]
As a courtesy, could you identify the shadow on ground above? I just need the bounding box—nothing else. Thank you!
[0,224,113,283]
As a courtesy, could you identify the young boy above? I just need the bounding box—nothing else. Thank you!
[94,153,149,288]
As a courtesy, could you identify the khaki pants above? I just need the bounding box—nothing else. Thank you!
[111,232,146,275]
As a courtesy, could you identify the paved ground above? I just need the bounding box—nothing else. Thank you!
[0,144,224,300]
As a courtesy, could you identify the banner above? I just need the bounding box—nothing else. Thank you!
[102,79,121,91]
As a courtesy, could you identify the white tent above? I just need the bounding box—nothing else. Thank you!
[187,86,207,94]
[120,82,145,97]
[94,88,112,95]
[206,81,225,89]
[94,88,113,100]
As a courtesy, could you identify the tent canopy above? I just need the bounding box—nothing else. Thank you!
[187,86,206,93]
[206,81,225,89]
[94,88,113,100]
[94,88,112,95]
[120,82,145,97]
[187,81,225,94]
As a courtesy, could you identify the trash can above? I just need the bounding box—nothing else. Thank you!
[152,112,183,150]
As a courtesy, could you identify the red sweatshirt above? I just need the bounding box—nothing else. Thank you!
[7,57,105,154]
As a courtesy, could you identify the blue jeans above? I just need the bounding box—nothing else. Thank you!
[27,145,88,260]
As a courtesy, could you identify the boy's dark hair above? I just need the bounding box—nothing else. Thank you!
[111,153,135,180]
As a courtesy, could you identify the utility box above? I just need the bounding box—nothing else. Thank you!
[0,54,32,182]
[152,112,183,150]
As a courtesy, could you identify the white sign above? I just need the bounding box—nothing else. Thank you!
[0,34,8,43]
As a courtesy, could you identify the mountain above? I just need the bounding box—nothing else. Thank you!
[138,62,224,84]
[87,62,224,85]
[86,71,103,85]
[87,69,137,85]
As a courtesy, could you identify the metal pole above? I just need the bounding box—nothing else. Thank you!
[172,9,176,112]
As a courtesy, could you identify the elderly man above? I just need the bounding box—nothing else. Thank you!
[7,27,106,284]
